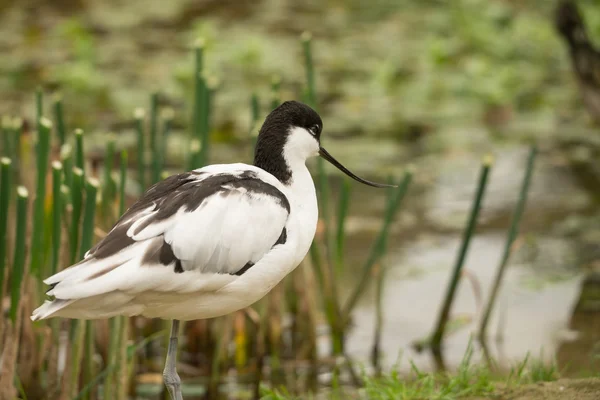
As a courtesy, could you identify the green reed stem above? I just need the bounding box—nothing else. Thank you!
[30,117,52,276]
[75,329,166,400]
[36,87,43,123]
[335,178,351,275]
[80,178,98,257]
[199,75,216,167]
[10,186,28,323]
[479,147,536,340]
[343,168,413,320]
[431,156,493,349]
[69,320,86,398]
[116,151,128,400]
[159,108,174,176]
[74,129,85,173]
[135,108,146,191]
[119,150,127,215]
[270,75,281,110]
[104,316,121,399]
[1,117,12,156]
[150,92,161,184]
[50,162,63,276]
[101,136,117,218]
[191,39,205,143]
[53,94,67,146]
[0,158,12,302]
[61,143,74,190]
[69,168,84,264]
[13,118,22,169]
[80,178,99,400]
[250,93,260,139]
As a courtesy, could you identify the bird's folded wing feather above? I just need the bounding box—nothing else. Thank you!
[45,167,290,300]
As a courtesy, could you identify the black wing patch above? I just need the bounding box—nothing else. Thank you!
[87,170,290,262]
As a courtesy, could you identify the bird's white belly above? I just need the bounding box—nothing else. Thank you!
[138,212,315,321]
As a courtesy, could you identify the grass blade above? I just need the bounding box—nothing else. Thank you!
[431,155,493,349]
[479,147,537,339]
[10,186,29,323]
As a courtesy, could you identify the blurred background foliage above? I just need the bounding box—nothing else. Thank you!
[0,0,599,144]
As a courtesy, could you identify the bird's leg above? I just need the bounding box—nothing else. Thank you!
[163,319,183,400]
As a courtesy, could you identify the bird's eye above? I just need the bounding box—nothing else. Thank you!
[310,125,320,136]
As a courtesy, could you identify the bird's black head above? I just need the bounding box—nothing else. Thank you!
[253,100,394,189]
[258,100,323,142]
[555,1,586,43]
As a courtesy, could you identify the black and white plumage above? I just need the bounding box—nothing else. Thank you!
[31,100,391,399]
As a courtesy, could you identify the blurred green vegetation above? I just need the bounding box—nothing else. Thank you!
[0,0,599,143]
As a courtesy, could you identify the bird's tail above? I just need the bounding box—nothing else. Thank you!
[30,299,74,321]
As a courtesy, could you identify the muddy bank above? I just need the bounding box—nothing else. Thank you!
[468,378,600,400]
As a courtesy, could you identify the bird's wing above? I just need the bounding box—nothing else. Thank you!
[45,166,290,300]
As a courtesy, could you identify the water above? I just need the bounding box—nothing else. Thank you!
[336,143,600,375]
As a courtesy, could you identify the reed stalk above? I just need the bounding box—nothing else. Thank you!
[50,161,63,276]
[342,168,413,321]
[199,75,217,167]
[61,143,74,191]
[101,136,117,219]
[191,39,205,162]
[135,108,146,191]
[53,94,67,146]
[36,87,43,123]
[9,186,29,323]
[30,117,52,277]
[1,117,13,156]
[159,108,174,175]
[79,178,99,399]
[301,33,329,231]
[115,150,128,400]
[12,118,22,171]
[431,155,493,349]
[119,150,127,215]
[249,93,260,145]
[149,92,161,184]
[0,158,12,306]
[479,147,536,340]
[69,168,84,264]
[270,75,281,110]
[334,178,351,276]
[74,128,85,173]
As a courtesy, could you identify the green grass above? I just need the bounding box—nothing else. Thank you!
[260,347,563,400]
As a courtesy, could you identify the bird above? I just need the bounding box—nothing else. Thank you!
[31,100,393,400]
[555,0,600,124]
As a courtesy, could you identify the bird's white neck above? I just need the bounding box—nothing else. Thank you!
[281,158,318,265]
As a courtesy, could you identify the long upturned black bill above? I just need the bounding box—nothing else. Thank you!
[319,147,396,188]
